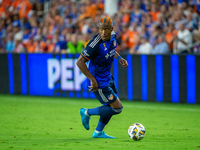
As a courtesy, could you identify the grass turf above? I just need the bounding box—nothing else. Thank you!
[0,94,200,150]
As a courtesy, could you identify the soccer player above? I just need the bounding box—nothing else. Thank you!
[76,17,128,139]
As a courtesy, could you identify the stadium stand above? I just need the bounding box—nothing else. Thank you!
[0,0,200,54]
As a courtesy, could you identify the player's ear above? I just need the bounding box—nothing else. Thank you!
[111,26,113,31]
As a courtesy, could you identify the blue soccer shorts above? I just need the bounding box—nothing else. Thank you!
[93,79,118,105]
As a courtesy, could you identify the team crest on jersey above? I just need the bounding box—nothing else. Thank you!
[108,94,114,100]
[103,43,107,51]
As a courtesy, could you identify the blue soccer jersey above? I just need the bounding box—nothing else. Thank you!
[81,33,117,89]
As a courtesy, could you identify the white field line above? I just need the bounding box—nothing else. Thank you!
[123,104,200,112]
[3,97,200,112]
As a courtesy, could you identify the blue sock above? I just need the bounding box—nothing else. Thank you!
[99,105,122,117]
[87,107,100,115]
[96,120,106,132]
[88,105,122,116]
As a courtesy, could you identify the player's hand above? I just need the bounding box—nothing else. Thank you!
[119,58,128,68]
[88,79,98,92]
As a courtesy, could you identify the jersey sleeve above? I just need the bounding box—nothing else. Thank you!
[81,34,101,61]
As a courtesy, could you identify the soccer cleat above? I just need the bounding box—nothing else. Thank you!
[92,131,115,139]
[79,108,90,130]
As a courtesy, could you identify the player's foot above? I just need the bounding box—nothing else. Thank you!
[92,131,115,139]
[79,108,90,130]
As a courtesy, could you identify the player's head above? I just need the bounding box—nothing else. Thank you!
[99,17,113,41]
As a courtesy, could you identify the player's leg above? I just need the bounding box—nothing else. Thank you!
[91,80,123,133]
[79,87,123,138]
[93,98,123,133]
[89,87,122,138]
[79,99,122,131]
[91,104,122,139]
[109,97,123,109]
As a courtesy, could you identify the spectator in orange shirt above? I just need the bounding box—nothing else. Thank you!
[120,24,139,54]
[0,0,11,18]
[0,5,7,18]
[1,0,11,8]
[39,40,48,53]
[122,11,130,25]
[85,0,97,19]
[26,36,36,53]
[128,23,139,49]
[165,23,177,52]
[120,25,129,53]
[33,35,41,53]
[149,3,160,22]
[10,0,23,10]
[96,0,104,10]
[46,35,55,53]
[19,0,33,19]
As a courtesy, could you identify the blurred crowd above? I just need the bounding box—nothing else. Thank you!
[0,0,200,54]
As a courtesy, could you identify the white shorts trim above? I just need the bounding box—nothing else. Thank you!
[98,89,109,103]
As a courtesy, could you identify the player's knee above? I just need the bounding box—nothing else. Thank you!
[112,107,123,114]
[118,106,123,114]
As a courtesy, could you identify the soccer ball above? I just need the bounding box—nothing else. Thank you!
[128,123,146,141]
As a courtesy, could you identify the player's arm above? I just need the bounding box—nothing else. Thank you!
[76,55,98,92]
[114,52,128,68]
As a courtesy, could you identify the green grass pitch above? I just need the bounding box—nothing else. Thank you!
[0,94,200,150]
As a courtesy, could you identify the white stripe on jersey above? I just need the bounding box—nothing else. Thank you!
[98,89,109,103]
[89,35,101,48]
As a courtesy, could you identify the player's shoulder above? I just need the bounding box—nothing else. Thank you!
[81,33,102,60]
[87,33,102,48]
